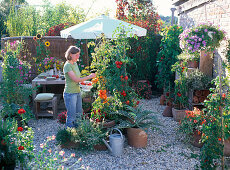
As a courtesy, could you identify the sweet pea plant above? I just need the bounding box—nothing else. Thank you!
[156,25,183,90]
[179,22,226,54]
[0,41,33,105]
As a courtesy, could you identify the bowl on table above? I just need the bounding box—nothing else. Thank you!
[80,81,93,91]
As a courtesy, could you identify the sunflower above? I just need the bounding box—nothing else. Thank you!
[36,33,42,39]
[45,41,50,47]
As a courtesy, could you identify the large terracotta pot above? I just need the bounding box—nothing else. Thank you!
[127,128,147,148]
[172,108,187,122]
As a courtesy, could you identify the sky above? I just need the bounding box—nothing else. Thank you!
[27,0,175,17]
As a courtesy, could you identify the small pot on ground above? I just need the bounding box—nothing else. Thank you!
[127,128,147,148]
[61,141,79,149]
[93,143,108,151]
[162,106,173,117]
[160,95,166,105]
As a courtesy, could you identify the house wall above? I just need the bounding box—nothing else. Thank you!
[174,0,230,77]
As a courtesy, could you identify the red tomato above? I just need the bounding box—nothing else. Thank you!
[126,100,130,105]
[116,65,121,68]
[119,61,123,65]
[115,61,119,65]
[124,76,128,80]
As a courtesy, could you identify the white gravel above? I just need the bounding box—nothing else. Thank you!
[28,96,200,169]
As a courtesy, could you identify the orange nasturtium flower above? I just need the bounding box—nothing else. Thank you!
[92,77,99,84]
[99,90,107,100]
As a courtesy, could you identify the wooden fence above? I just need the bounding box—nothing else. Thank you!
[1,36,89,80]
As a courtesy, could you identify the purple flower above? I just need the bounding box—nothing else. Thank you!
[204,29,208,32]
[191,41,194,44]
[199,38,202,41]
[195,29,198,32]
[188,46,193,50]
[202,35,204,38]
[202,41,206,44]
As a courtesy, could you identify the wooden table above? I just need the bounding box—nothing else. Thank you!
[32,77,65,100]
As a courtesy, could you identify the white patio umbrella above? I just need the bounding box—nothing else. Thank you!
[60,14,147,39]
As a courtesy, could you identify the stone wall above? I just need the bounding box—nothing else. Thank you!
[174,0,230,77]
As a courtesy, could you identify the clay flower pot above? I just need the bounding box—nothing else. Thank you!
[93,143,108,151]
[162,106,173,117]
[127,128,147,148]
[160,95,166,105]
[172,108,187,122]
[190,131,203,148]
[188,60,199,68]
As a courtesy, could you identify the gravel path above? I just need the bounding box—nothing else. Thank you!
[28,96,200,169]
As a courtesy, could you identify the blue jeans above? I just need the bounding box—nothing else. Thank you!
[63,93,82,128]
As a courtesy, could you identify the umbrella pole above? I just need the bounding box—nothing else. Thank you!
[85,39,89,70]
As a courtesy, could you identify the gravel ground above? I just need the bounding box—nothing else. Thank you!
[28,96,200,169]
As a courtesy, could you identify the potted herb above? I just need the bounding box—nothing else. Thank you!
[115,105,159,148]
[177,52,200,68]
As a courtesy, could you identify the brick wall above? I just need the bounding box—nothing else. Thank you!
[174,0,230,77]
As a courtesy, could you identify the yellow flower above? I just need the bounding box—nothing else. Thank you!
[45,41,50,47]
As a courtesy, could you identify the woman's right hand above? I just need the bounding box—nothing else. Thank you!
[88,73,96,79]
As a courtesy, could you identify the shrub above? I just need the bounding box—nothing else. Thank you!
[57,111,67,124]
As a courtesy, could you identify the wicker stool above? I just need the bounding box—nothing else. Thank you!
[34,93,58,119]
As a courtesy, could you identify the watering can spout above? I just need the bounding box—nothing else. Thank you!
[102,139,112,152]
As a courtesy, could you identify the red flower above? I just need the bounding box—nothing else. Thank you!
[18,146,24,150]
[115,61,119,65]
[124,76,128,80]
[222,93,226,99]
[136,101,140,105]
[17,127,23,132]
[18,109,26,114]
[218,138,222,141]
[177,93,182,97]
[119,61,123,65]
[194,120,197,123]
[126,100,130,105]
[166,92,169,96]
[116,65,121,68]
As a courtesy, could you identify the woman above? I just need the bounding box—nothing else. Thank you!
[63,46,95,128]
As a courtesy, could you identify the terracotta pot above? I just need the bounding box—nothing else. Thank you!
[190,131,203,148]
[127,128,147,148]
[93,143,108,151]
[193,96,199,104]
[162,106,173,117]
[188,60,199,68]
[202,90,210,97]
[160,95,166,105]
[172,108,187,122]
[194,90,202,97]
[61,141,79,149]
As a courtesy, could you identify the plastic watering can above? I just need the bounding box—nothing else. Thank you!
[102,128,124,156]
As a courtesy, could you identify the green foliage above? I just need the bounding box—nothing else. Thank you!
[185,69,213,90]
[134,81,152,99]
[6,1,85,36]
[156,25,183,89]
[56,128,73,145]
[199,75,230,169]
[114,105,159,131]
[0,103,34,126]
[0,41,34,105]
[172,61,188,110]
[176,51,200,62]
[0,119,34,166]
